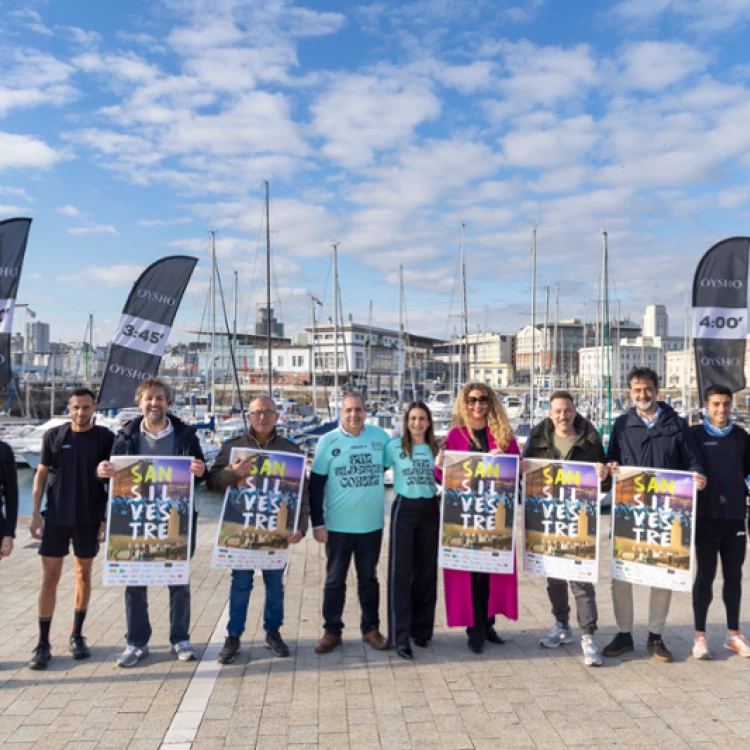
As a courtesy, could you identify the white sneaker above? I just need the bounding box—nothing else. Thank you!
[117,644,149,668]
[171,641,197,661]
[692,634,712,660]
[540,621,573,648]
[581,634,602,667]
[724,633,750,657]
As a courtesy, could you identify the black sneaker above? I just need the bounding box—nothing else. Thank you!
[217,636,240,665]
[69,634,90,660]
[602,632,634,658]
[29,642,51,670]
[467,636,484,654]
[647,635,673,663]
[265,631,290,658]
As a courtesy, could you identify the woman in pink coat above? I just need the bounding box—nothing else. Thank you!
[436,382,520,654]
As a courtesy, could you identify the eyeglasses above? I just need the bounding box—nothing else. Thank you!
[249,410,277,418]
[466,396,489,406]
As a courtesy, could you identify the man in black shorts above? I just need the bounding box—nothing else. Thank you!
[28,388,114,669]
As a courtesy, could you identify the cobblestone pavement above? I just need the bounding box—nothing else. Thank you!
[2,515,750,750]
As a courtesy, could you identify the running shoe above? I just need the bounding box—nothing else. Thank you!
[724,633,750,657]
[581,634,603,667]
[692,634,711,660]
[171,641,197,661]
[117,644,149,668]
[540,621,573,648]
[28,642,51,670]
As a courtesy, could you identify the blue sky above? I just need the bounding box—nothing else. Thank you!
[2,0,750,347]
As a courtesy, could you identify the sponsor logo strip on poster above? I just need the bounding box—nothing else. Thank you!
[103,456,194,586]
[439,451,519,574]
[522,459,601,583]
[211,448,306,571]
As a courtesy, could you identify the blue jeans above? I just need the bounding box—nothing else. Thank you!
[227,569,284,637]
[125,585,191,647]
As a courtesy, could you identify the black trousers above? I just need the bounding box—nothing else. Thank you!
[466,572,495,644]
[387,495,440,648]
[693,518,746,632]
[323,529,383,636]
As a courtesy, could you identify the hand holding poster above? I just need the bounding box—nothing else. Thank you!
[522,460,601,583]
[439,451,519,574]
[211,448,305,570]
[611,468,696,592]
[104,456,194,586]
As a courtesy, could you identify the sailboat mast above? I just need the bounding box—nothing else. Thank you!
[232,269,238,409]
[460,223,468,386]
[209,230,216,421]
[543,286,549,401]
[553,284,559,391]
[531,228,536,424]
[603,231,611,431]
[88,313,94,387]
[398,265,404,407]
[310,295,318,416]
[333,243,340,421]
[265,181,272,398]
[366,300,373,401]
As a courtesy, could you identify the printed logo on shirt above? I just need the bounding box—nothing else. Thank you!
[332,448,341,457]
[372,442,384,449]
[400,451,406,460]
[738,531,746,537]
[62,445,71,450]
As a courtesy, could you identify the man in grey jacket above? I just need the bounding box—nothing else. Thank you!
[207,396,310,664]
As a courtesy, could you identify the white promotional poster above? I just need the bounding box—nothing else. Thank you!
[103,456,194,586]
[211,448,305,571]
[439,451,519,574]
[522,459,601,583]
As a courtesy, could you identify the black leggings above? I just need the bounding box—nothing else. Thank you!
[693,519,746,632]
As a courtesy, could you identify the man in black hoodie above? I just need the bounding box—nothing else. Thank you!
[524,391,610,667]
[603,367,705,663]
[97,377,205,668]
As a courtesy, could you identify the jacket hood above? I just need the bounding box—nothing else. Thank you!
[529,413,599,450]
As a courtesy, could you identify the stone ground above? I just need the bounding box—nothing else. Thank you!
[2,515,750,750]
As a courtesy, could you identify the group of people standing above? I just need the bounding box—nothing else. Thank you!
[0,365,748,670]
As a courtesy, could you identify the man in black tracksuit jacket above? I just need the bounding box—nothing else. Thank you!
[524,391,611,666]
[690,384,750,660]
[604,366,705,663]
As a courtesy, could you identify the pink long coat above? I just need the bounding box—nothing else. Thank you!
[438,427,520,628]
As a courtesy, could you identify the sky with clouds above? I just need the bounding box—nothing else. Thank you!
[2,0,750,347]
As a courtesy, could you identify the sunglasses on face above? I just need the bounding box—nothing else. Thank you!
[466,396,489,406]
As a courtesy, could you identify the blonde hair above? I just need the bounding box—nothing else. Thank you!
[452,382,514,451]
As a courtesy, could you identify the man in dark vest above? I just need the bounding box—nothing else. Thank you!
[97,376,205,667]
[29,388,114,669]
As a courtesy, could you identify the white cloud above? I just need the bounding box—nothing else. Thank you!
[57,265,141,287]
[612,0,750,32]
[440,61,497,93]
[502,115,599,169]
[482,41,599,120]
[0,132,65,171]
[57,204,84,219]
[619,41,709,91]
[66,224,119,235]
[311,74,441,167]
[10,9,54,36]
[139,217,194,227]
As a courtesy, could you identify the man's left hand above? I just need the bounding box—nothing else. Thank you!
[694,473,707,491]
[288,531,303,544]
[98,522,107,543]
[594,463,610,482]
[190,459,206,478]
[0,536,13,558]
